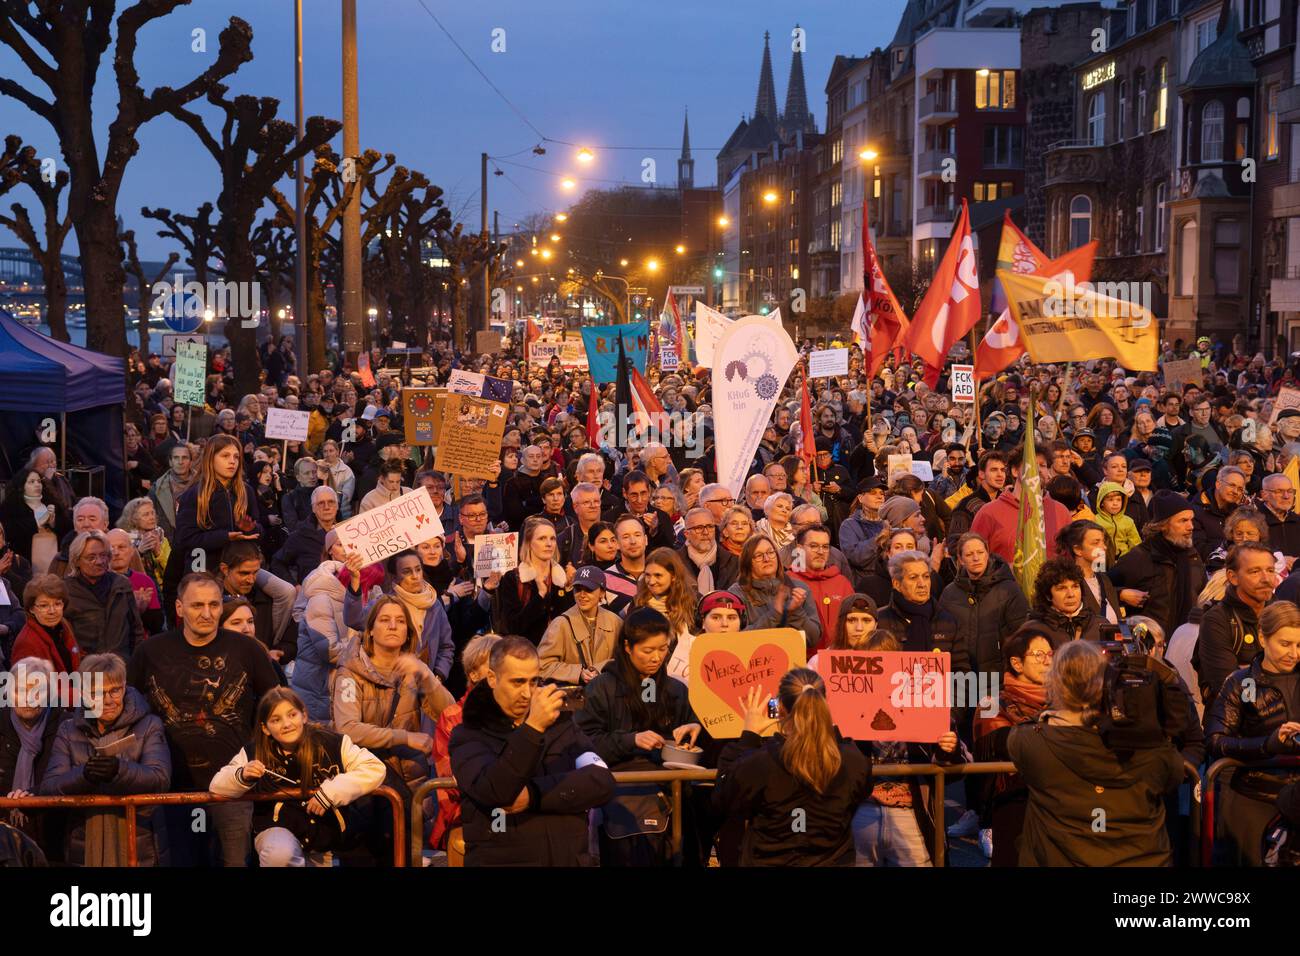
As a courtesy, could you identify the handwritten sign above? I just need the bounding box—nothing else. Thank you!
[809,348,849,378]
[688,629,806,738]
[434,394,508,479]
[886,454,913,484]
[174,341,207,407]
[473,531,519,578]
[334,486,444,566]
[817,650,950,742]
[1161,358,1201,398]
[162,332,204,358]
[475,331,503,354]
[1272,386,1300,425]
[911,460,934,481]
[950,364,975,403]
[264,408,310,442]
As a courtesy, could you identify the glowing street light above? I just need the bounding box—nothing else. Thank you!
[530,248,538,256]
[619,258,629,267]
[550,233,561,242]
[541,248,553,260]
[561,177,576,190]
[717,215,729,227]
[762,191,778,204]
[859,147,879,162]
[675,244,686,255]
[516,259,525,267]
[577,147,594,163]
[555,213,568,222]
[646,258,660,272]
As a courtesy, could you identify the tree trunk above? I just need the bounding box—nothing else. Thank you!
[42,253,69,342]
[135,277,150,357]
[76,208,128,358]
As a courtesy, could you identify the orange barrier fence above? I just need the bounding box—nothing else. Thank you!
[0,785,407,867]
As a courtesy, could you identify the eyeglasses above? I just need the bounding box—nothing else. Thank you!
[32,601,63,613]
[705,497,736,507]
[1271,489,1297,498]
[1025,651,1053,663]
[685,525,716,533]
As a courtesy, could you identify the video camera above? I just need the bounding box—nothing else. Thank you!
[1095,621,1190,751]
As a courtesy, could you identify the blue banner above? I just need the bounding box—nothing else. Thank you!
[580,321,649,384]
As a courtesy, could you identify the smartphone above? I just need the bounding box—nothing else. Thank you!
[554,685,585,712]
[767,698,779,720]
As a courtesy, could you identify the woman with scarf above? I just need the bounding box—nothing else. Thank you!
[485,515,574,645]
[343,549,455,684]
[62,531,144,661]
[727,535,821,649]
[39,653,171,865]
[11,574,78,672]
[0,466,71,573]
[719,506,755,564]
[1025,557,1102,646]
[114,497,171,588]
[0,657,67,859]
[972,625,1052,866]
[939,533,1029,679]
[755,492,797,550]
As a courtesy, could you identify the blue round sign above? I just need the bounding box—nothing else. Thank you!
[162,289,204,333]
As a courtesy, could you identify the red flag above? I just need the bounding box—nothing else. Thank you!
[798,372,815,466]
[524,318,541,359]
[586,376,601,446]
[899,199,980,387]
[861,219,909,379]
[975,241,1098,380]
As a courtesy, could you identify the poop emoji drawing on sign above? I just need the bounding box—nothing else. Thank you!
[870,709,896,732]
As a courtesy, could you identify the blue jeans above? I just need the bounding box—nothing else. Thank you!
[852,802,932,867]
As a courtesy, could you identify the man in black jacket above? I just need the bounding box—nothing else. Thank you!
[1190,465,1247,562]
[1196,542,1276,709]
[601,470,674,551]
[1260,471,1300,560]
[272,486,338,585]
[279,457,319,531]
[1108,490,1206,641]
[218,540,296,663]
[449,637,615,867]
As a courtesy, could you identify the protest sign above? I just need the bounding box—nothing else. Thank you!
[809,348,849,378]
[817,650,951,742]
[264,408,310,442]
[174,341,207,407]
[1272,386,1300,425]
[357,352,376,388]
[472,531,519,578]
[580,321,649,383]
[446,369,485,395]
[886,454,914,484]
[334,486,444,566]
[402,388,442,446]
[693,301,733,368]
[688,629,806,738]
[475,331,503,354]
[950,364,975,403]
[911,460,934,481]
[712,316,800,499]
[162,332,204,358]
[434,394,508,479]
[1161,358,1202,397]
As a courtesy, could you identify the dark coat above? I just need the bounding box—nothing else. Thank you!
[272,516,327,585]
[938,555,1029,677]
[1008,719,1184,866]
[279,484,316,533]
[1205,655,1300,801]
[1195,587,1262,710]
[448,682,615,867]
[1264,506,1300,559]
[1025,604,1104,647]
[600,505,676,551]
[1190,490,1234,563]
[37,687,171,866]
[713,729,871,866]
[0,494,70,564]
[1107,534,1206,640]
[491,568,575,645]
[675,545,739,594]
[165,480,263,592]
[575,668,694,767]
[62,573,145,661]
[0,706,64,794]
[876,592,971,673]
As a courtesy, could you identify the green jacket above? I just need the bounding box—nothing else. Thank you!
[1094,481,1141,558]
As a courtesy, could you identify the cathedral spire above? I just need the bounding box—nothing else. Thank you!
[678,108,695,188]
[782,25,816,136]
[754,31,779,124]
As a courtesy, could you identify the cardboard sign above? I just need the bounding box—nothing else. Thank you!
[886,454,913,484]
[817,650,951,742]
[434,394,508,479]
[475,331,503,354]
[334,486,444,566]
[660,349,680,371]
[402,387,443,446]
[911,460,934,481]
[264,408,310,442]
[473,531,519,578]
[1272,386,1300,425]
[529,339,588,368]
[1161,357,1201,397]
[174,340,207,407]
[688,629,807,739]
[809,348,849,378]
[162,332,204,358]
[950,364,975,403]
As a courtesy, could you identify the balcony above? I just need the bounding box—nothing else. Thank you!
[1044,140,1109,187]
[1274,182,1300,219]
[917,92,958,126]
[917,149,953,180]
[1280,85,1300,125]
[916,204,957,225]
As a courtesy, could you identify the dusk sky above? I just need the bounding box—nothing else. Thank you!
[0,0,908,260]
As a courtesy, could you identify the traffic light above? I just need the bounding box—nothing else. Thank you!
[634,311,642,320]
[713,267,723,279]
[759,306,770,315]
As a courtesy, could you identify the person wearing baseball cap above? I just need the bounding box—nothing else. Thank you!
[538,566,622,685]
[839,478,888,582]
[1108,489,1206,640]
[1125,458,1155,530]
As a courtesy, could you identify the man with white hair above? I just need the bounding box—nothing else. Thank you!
[279,457,320,531]
[557,482,606,567]
[272,485,340,584]
[574,451,621,514]
[27,447,75,512]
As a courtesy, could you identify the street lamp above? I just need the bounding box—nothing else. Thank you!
[859,147,879,162]
[675,244,686,255]
[516,259,525,267]
[619,258,629,267]
[646,258,660,272]
[717,215,729,227]
[762,190,778,205]
[555,213,568,222]
[541,248,553,260]
[577,147,594,163]
[550,233,561,242]
[561,178,576,190]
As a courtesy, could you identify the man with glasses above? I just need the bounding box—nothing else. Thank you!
[1191,465,1248,562]
[602,470,674,550]
[1169,397,1228,489]
[1260,472,1300,560]
[780,504,855,580]
[676,507,737,595]
[558,483,606,567]
[787,525,854,649]
[697,483,737,525]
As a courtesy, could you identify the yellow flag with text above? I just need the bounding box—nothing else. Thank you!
[997,270,1159,371]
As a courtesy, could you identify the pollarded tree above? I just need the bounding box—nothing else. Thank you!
[0,4,253,358]
[118,225,178,357]
[0,134,72,340]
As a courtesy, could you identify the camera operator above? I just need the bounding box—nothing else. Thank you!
[1205,600,1300,865]
[1008,641,1185,866]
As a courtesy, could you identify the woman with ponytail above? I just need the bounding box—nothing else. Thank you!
[713,668,871,866]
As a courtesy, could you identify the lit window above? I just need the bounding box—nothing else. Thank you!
[1088,92,1106,145]
[1154,61,1167,130]
[1268,84,1280,160]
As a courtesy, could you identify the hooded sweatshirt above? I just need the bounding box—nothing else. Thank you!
[1093,481,1141,559]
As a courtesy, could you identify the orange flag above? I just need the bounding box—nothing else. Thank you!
[899,200,980,387]
[861,218,909,378]
[975,241,1098,380]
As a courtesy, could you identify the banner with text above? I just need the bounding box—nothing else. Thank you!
[817,649,950,742]
[688,629,806,738]
[434,394,508,479]
[264,408,310,442]
[580,321,649,384]
[335,486,444,566]
[174,341,207,407]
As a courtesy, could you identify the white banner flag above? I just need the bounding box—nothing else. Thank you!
[712,315,799,499]
[693,301,733,369]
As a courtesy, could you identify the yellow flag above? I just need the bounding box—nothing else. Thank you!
[997,269,1159,370]
[1286,455,1300,514]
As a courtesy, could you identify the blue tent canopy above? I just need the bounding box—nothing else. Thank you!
[0,309,125,412]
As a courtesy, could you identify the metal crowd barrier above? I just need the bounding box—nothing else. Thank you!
[1201,757,1300,867]
[0,785,408,867]
[412,760,1206,868]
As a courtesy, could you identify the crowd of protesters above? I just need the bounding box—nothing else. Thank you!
[2,328,1300,868]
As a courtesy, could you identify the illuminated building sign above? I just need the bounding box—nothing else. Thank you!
[1082,62,1116,90]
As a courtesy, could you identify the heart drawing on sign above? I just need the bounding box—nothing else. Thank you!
[698,644,792,719]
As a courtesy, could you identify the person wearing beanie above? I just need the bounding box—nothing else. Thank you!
[878,494,931,553]
[1107,489,1206,640]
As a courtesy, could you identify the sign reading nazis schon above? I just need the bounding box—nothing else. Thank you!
[334,486,445,566]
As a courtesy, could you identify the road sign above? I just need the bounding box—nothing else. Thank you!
[669,285,705,296]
